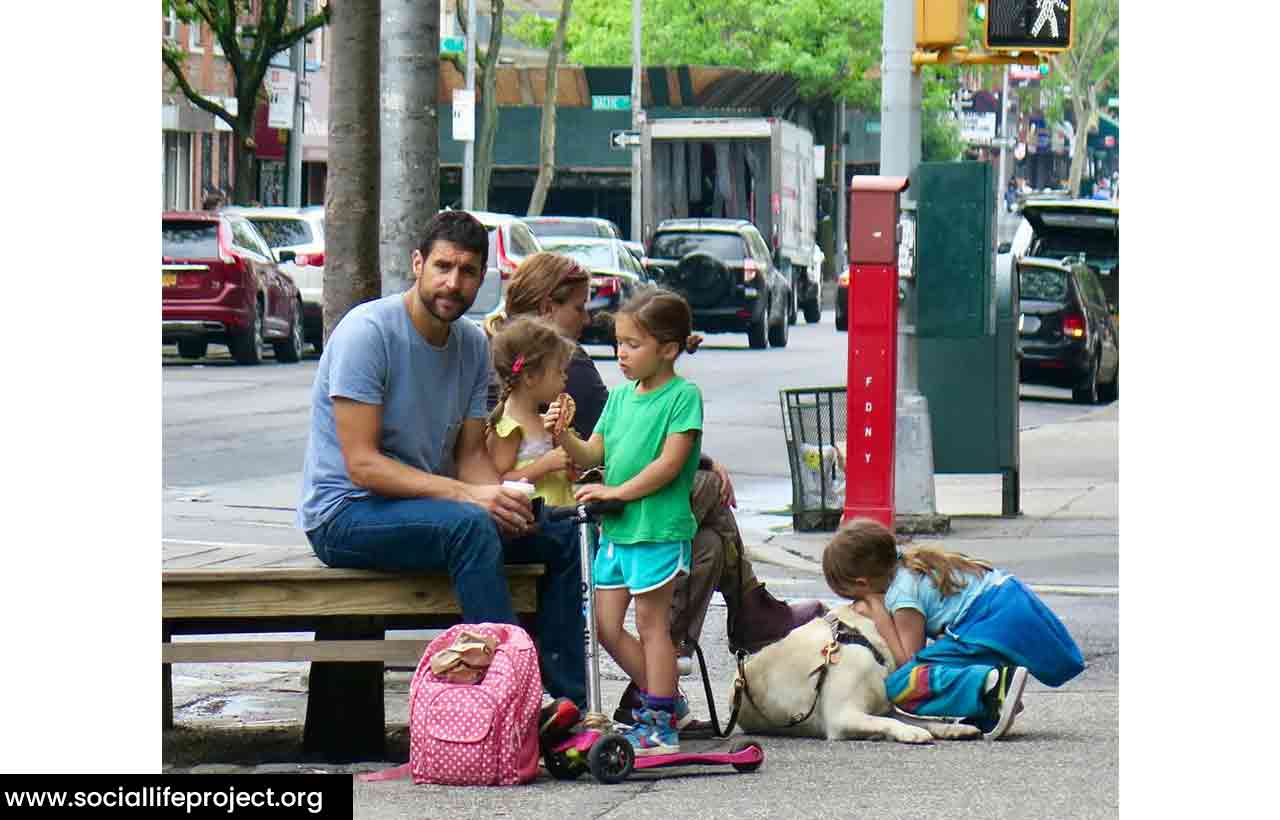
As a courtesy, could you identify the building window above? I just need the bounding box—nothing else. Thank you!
[188,21,203,52]
[219,132,232,195]
[201,133,214,197]
[163,9,178,41]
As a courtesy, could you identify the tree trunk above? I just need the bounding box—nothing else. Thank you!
[324,0,382,343]
[380,0,441,295]
[1067,90,1096,198]
[233,107,258,205]
[527,0,574,216]
[473,0,504,211]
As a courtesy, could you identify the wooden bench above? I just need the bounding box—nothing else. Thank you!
[163,542,543,761]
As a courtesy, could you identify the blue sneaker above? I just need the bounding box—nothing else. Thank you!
[621,707,680,757]
[627,692,695,730]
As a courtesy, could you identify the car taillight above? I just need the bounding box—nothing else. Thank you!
[296,252,325,267]
[838,270,850,287]
[743,259,759,282]
[217,222,236,265]
[593,276,620,299]
[1062,313,1086,339]
[496,231,517,279]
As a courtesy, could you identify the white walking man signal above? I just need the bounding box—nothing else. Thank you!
[1031,0,1069,39]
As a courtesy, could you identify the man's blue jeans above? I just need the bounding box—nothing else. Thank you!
[307,495,586,707]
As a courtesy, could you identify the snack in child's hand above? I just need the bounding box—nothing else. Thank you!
[552,392,576,438]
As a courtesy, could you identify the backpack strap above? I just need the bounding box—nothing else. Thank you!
[357,763,411,783]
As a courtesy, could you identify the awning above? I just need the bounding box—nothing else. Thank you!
[1087,114,1119,149]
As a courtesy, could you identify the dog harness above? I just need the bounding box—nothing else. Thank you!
[732,611,889,730]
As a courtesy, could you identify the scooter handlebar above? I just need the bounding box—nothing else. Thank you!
[547,498,627,521]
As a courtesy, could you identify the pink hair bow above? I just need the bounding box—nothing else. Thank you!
[511,354,526,375]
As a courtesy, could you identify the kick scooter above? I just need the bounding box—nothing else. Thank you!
[541,501,764,784]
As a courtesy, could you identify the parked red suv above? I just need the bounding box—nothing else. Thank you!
[162,212,305,364]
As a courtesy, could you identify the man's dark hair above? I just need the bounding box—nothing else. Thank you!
[418,210,489,271]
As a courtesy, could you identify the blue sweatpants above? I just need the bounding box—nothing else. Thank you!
[885,576,1085,725]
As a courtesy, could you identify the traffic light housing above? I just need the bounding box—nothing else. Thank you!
[915,0,968,50]
[984,0,1074,52]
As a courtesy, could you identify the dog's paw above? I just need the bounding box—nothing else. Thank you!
[926,722,982,740]
[891,724,936,745]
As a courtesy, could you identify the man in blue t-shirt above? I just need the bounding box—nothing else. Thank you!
[298,210,585,705]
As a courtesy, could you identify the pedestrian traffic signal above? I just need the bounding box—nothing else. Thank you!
[915,0,968,50]
[984,0,1074,52]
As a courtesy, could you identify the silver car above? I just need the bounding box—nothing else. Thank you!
[225,206,325,351]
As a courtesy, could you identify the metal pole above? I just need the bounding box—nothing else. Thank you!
[629,0,642,243]
[835,98,847,275]
[998,64,1012,215]
[287,0,306,206]
[880,0,938,521]
[462,0,476,210]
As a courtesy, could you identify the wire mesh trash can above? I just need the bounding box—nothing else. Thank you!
[779,387,848,532]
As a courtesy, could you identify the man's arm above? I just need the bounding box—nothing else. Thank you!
[334,397,467,501]
[334,400,531,534]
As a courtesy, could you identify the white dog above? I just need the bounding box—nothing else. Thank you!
[732,604,980,743]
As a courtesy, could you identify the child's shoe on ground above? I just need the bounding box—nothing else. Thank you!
[621,707,680,756]
[982,666,1028,741]
[539,697,580,744]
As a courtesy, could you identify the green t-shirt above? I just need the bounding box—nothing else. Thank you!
[595,376,703,543]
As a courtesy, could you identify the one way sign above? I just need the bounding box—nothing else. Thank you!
[610,130,641,150]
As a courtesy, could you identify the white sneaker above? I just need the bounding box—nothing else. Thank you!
[983,666,1028,741]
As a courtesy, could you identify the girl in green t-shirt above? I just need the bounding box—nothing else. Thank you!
[550,289,704,757]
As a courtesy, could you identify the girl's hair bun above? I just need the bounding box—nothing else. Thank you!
[685,334,704,354]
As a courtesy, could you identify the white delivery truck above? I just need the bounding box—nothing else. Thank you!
[640,117,822,322]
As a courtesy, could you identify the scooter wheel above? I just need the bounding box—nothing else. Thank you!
[588,733,634,784]
[729,739,764,773]
[542,746,585,780]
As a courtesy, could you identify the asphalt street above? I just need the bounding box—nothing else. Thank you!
[161,307,1119,818]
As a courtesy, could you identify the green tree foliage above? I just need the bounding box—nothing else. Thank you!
[557,0,964,160]
[162,0,329,204]
[1045,0,1119,195]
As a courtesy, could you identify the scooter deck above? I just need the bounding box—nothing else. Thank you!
[550,730,764,770]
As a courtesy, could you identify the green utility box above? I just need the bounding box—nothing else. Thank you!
[915,161,1020,515]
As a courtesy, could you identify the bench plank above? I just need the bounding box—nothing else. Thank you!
[164,639,430,666]
[163,575,539,619]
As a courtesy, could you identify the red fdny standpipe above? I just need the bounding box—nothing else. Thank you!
[844,176,910,531]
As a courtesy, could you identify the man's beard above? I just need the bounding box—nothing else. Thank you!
[418,283,473,323]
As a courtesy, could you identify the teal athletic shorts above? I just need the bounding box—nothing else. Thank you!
[593,537,692,595]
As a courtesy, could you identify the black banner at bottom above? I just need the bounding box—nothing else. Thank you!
[0,775,352,819]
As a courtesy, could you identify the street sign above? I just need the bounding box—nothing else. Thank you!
[441,36,465,55]
[453,89,475,142]
[267,68,295,130]
[609,129,640,150]
[985,0,1074,52]
[592,95,631,111]
[959,111,997,143]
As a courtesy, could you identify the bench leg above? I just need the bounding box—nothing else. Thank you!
[162,623,173,730]
[303,618,386,762]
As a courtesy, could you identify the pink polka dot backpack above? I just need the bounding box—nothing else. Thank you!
[404,622,543,786]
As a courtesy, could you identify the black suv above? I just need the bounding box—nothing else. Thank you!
[643,219,793,349]
[1018,257,1119,404]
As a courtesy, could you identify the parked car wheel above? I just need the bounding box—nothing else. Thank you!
[788,286,798,326]
[768,298,790,348]
[177,339,208,360]
[747,302,769,349]
[804,299,822,324]
[228,301,264,365]
[1071,353,1101,404]
[273,300,305,363]
[1098,364,1118,403]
